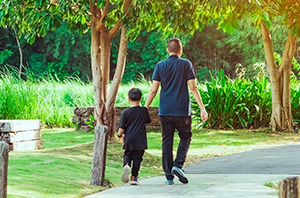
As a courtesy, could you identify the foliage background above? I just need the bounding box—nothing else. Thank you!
[1,17,299,83]
[1,15,300,129]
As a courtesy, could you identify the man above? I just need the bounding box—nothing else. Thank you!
[145,38,208,185]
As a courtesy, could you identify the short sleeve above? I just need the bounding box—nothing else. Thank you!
[187,61,196,80]
[152,63,161,81]
[144,108,151,124]
[118,111,127,129]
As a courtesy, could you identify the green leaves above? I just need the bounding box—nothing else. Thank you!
[0,49,13,64]
[261,12,272,29]
[191,69,273,129]
[218,19,240,34]
[0,0,90,44]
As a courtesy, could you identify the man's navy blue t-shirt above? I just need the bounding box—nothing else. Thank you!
[152,55,196,116]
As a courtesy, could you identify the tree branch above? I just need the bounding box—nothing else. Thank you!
[279,18,297,74]
[109,19,122,39]
[260,21,280,80]
[90,0,102,20]
[86,21,91,27]
[13,25,23,79]
[103,0,109,17]
[89,0,96,16]
[109,0,132,40]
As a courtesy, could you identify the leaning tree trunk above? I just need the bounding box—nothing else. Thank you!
[105,27,129,140]
[261,21,297,132]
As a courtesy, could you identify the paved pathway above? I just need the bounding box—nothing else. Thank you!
[184,143,300,174]
[85,143,300,198]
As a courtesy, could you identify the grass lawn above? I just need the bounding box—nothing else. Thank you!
[7,128,300,197]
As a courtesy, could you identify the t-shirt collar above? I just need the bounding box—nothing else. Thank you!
[168,54,180,59]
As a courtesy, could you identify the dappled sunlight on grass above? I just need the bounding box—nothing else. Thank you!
[8,129,162,198]
[146,129,300,165]
[7,128,300,197]
[42,129,94,149]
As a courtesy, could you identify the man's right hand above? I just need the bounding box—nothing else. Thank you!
[201,109,208,123]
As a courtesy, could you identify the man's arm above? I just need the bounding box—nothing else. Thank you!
[188,79,208,122]
[145,80,160,109]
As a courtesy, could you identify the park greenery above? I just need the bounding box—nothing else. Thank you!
[1,18,300,130]
[7,128,300,197]
[0,17,298,83]
[1,67,300,130]
[1,1,300,134]
[1,0,300,189]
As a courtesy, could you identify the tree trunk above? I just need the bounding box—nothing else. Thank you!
[13,26,23,79]
[91,24,104,126]
[105,27,129,140]
[100,29,111,103]
[90,125,108,186]
[89,0,131,186]
[278,176,299,198]
[261,21,297,132]
[280,25,297,131]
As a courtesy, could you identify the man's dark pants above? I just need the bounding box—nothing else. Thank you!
[159,116,192,180]
[123,150,144,177]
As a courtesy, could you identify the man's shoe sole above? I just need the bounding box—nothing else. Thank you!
[172,167,188,184]
[121,165,130,183]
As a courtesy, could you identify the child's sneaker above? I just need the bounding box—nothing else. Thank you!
[130,176,138,185]
[121,163,130,183]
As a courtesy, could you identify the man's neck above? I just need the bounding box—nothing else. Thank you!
[169,53,181,57]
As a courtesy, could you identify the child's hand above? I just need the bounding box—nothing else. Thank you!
[117,136,124,143]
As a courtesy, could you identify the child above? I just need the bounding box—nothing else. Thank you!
[117,88,151,185]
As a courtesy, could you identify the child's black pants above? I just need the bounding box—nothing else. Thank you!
[123,150,144,177]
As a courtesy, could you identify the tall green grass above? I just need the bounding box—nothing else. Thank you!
[0,71,158,128]
[2,68,299,130]
[114,79,160,107]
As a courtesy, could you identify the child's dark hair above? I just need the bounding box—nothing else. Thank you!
[128,88,142,101]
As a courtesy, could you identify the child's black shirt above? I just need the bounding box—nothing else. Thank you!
[118,106,151,150]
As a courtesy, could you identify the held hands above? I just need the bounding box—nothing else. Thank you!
[117,136,124,143]
[201,109,209,123]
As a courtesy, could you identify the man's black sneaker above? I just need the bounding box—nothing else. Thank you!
[171,166,188,184]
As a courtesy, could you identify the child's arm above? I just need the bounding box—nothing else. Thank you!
[117,128,125,142]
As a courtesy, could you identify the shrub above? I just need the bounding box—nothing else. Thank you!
[191,69,272,129]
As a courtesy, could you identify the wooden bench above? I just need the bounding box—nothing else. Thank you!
[0,120,43,151]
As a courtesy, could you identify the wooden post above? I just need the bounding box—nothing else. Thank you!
[279,177,299,198]
[0,142,9,198]
[0,123,10,133]
[91,125,108,186]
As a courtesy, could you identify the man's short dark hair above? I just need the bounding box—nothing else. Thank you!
[128,88,142,101]
[168,38,182,53]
